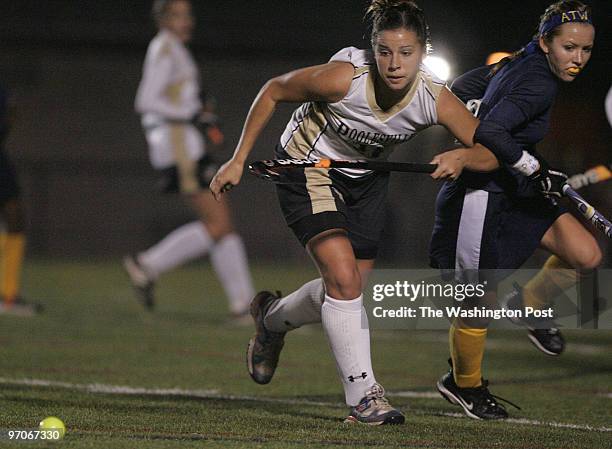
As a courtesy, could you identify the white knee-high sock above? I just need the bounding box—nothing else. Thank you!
[210,233,255,315]
[321,294,376,406]
[138,221,212,279]
[264,279,324,332]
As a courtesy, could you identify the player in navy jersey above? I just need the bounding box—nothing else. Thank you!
[430,1,600,419]
[211,0,499,425]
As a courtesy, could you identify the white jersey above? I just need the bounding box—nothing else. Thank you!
[135,30,204,169]
[280,47,446,177]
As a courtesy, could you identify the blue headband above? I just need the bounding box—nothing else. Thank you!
[524,10,592,55]
[539,9,592,36]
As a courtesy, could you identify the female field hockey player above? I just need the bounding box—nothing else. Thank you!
[125,0,255,318]
[430,0,600,420]
[211,0,498,425]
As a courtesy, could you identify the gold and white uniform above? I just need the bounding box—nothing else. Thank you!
[279,46,446,177]
[135,30,204,170]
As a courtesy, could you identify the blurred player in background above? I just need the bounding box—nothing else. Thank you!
[0,84,39,316]
[124,0,255,320]
[606,85,612,127]
[211,0,498,425]
[430,0,600,419]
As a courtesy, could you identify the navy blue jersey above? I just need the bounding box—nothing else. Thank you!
[452,50,559,195]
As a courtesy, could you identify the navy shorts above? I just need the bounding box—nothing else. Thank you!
[157,154,219,194]
[274,146,389,260]
[0,150,20,205]
[429,180,566,283]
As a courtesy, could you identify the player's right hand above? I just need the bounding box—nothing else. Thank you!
[528,159,568,199]
[210,158,244,201]
[430,148,467,180]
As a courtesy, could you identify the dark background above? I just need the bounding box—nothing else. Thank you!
[1,0,610,266]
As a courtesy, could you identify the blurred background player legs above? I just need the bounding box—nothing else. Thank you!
[124,190,255,318]
[124,0,254,319]
[0,170,30,315]
[0,84,40,316]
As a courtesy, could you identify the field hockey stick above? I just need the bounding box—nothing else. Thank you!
[249,158,435,183]
[249,160,611,238]
[567,164,612,190]
[563,184,612,238]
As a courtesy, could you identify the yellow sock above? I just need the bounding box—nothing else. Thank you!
[0,232,25,305]
[450,322,487,388]
[523,256,577,309]
[0,233,4,293]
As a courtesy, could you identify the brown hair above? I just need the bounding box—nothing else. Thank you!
[365,0,431,53]
[490,1,591,76]
[152,0,189,25]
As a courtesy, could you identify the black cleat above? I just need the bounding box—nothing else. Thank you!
[122,254,155,310]
[0,296,43,316]
[437,359,519,420]
[504,284,565,356]
[247,291,285,384]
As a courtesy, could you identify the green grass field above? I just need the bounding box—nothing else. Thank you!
[1,259,610,448]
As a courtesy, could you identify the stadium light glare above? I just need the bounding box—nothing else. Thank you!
[486,51,512,65]
[423,55,451,81]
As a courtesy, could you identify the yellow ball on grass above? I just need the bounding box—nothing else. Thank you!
[39,416,66,440]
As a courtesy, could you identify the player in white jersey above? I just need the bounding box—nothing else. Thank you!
[124,0,255,320]
[211,0,498,425]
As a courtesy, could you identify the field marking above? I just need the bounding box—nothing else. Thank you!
[408,333,608,354]
[0,377,220,397]
[0,377,339,408]
[391,390,441,399]
[1,377,610,433]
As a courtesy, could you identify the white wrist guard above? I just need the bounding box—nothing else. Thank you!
[512,151,540,176]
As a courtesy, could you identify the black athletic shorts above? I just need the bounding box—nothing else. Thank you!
[429,180,566,284]
[157,153,219,194]
[0,150,20,205]
[274,145,389,260]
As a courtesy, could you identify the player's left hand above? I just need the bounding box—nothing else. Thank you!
[430,148,467,180]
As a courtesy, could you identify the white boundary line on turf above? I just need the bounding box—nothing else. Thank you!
[0,377,220,399]
[390,391,441,399]
[1,377,610,433]
[0,378,341,408]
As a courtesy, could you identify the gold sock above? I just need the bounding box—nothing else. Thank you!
[450,322,487,388]
[0,233,25,305]
[523,256,577,309]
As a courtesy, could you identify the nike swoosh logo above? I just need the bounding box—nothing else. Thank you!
[457,397,474,410]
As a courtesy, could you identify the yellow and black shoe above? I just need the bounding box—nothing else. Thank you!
[437,359,519,420]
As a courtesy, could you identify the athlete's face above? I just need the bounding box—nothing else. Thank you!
[373,28,424,93]
[540,22,594,82]
[161,0,195,43]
